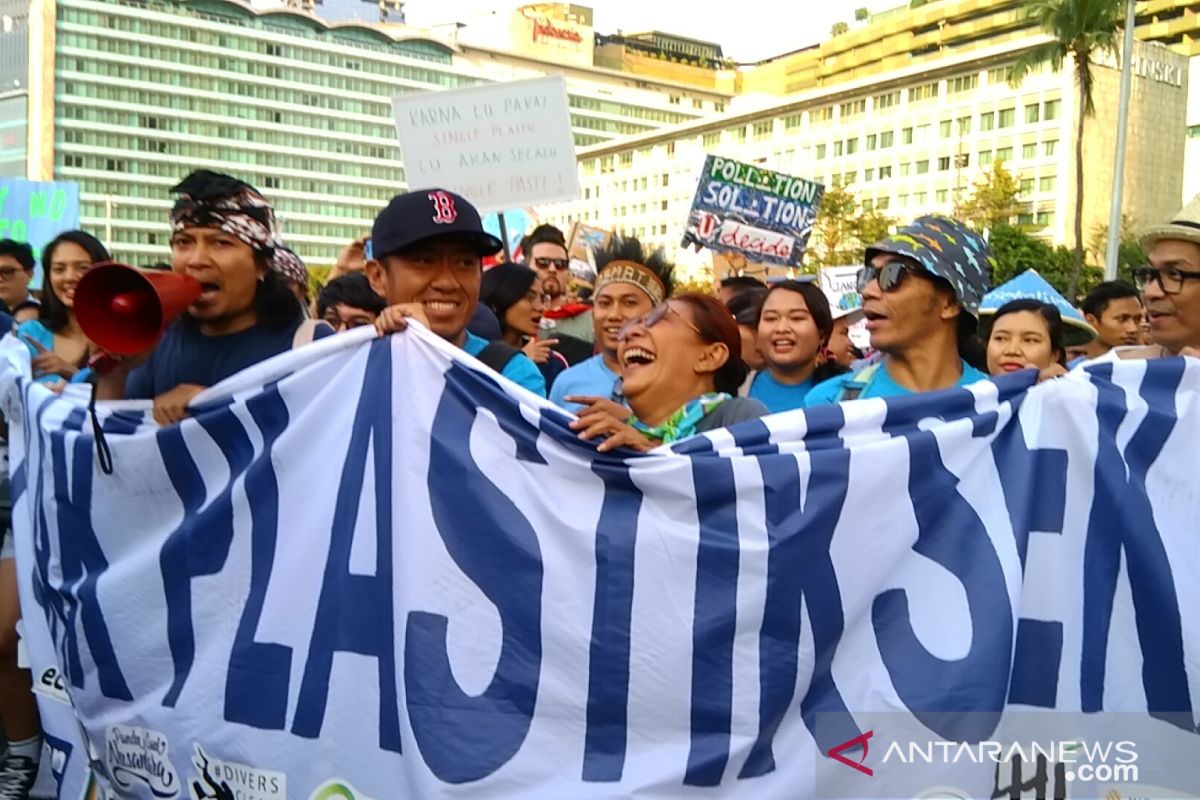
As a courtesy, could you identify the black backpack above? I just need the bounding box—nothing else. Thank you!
[475,341,521,373]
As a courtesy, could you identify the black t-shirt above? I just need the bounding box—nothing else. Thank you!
[124,319,333,399]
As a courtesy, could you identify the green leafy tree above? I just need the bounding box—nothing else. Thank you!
[955,160,1025,232]
[855,7,870,21]
[1009,0,1124,300]
[988,223,1104,303]
[831,21,850,36]
[809,182,896,268]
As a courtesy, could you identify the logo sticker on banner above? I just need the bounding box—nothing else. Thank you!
[391,76,580,213]
[681,155,824,268]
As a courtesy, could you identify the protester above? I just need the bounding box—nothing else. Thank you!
[0,240,37,321]
[805,215,992,405]
[717,274,767,305]
[97,170,334,423]
[727,287,767,373]
[17,231,109,388]
[480,262,568,391]
[367,188,546,396]
[523,224,571,311]
[550,235,674,412]
[746,280,847,413]
[316,273,386,332]
[825,308,863,368]
[1076,280,1144,360]
[274,245,311,313]
[985,299,1068,376]
[1126,197,1200,358]
[572,293,767,451]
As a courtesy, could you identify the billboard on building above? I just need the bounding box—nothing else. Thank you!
[681,155,824,269]
[392,76,581,214]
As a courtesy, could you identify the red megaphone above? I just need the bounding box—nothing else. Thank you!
[75,262,203,355]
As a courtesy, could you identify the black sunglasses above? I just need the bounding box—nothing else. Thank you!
[856,261,918,293]
[534,257,570,272]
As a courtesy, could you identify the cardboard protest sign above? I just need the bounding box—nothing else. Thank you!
[819,265,869,349]
[0,179,80,286]
[392,76,580,214]
[566,221,609,264]
[681,155,823,268]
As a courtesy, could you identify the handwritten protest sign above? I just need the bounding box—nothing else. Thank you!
[566,221,609,263]
[681,155,823,268]
[392,76,580,214]
[0,178,81,286]
[820,265,869,349]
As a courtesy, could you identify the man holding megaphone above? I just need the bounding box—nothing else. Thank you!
[95,171,333,425]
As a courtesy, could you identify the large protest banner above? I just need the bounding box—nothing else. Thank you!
[0,178,80,286]
[681,155,823,268]
[391,76,580,214]
[2,330,1199,799]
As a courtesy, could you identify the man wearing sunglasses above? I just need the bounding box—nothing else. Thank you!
[522,224,572,311]
[1118,197,1200,360]
[804,215,993,406]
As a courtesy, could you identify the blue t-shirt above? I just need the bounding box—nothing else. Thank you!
[16,319,90,385]
[548,353,620,412]
[804,359,988,407]
[463,331,546,397]
[748,371,815,414]
[125,319,334,399]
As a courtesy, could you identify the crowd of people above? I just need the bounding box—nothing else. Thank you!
[0,167,1197,797]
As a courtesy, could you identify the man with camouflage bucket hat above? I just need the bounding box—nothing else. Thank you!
[805,215,994,406]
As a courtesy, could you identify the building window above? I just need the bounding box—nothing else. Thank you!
[900,163,911,176]
[877,196,890,210]
[936,189,948,203]
[863,198,874,211]
[916,160,929,174]
[843,171,857,184]
[938,156,951,171]
[949,74,979,94]
[839,99,867,117]
[1039,175,1055,192]
[1018,213,1034,225]
[874,91,900,110]
[753,120,773,139]
[880,131,894,148]
[845,138,858,155]
[988,65,1014,85]
[902,127,914,145]
[1022,143,1038,159]
[867,134,878,150]
[879,165,893,179]
[834,141,844,157]
[998,108,1016,128]
[1044,139,1058,156]
[1036,211,1053,226]
[899,193,909,207]
[783,114,802,130]
[911,81,939,102]
[914,191,927,205]
[703,131,720,147]
[816,144,827,159]
[1020,178,1034,194]
[981,112,995,131]
[817,106,834,122]
[1044,99,1061,120]
[661,200,669,210]
[1025,103,1040,124]
[940,119,952,138]
[997,146,1013,162]
[865,168,875,181]
[957,116,971,135]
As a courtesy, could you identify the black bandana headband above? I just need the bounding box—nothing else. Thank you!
[169,170,281,259]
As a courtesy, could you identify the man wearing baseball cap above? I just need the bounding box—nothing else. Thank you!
[367,188,546,396]
[804,215,993,405]
[1122,196,1200,359]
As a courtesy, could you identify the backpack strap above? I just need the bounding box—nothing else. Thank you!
[476,341,521,373]
[836,362,882,403]
[291,319,322,349]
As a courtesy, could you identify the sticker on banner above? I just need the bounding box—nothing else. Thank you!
[190,745,285,800]
[308,780,375,800]
[106,725,181,798]
[35,666,70,704]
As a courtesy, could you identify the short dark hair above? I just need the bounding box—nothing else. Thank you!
[592,234,675,297]
[719,275,767,295]
[40,230,111,333]
[1081,280,1140,319]
[672,292,746,395]
[317,273,385,318]
[480,263,539,333]
[986,298,1067,366]
[726,287,766,326]
[520,224,566,258]
[0,239,35,272]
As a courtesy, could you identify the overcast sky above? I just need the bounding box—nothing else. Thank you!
[403,0,905,63]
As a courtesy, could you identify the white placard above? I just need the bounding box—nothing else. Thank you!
[392,76,581,213]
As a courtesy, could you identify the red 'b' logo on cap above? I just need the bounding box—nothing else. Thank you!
[429,191,457,225]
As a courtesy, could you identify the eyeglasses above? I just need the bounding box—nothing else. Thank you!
[0,267,24,281]
[618,302,703,341]
[856,261,918,293]
[534,257,570,272]
[1131,265,1200,295]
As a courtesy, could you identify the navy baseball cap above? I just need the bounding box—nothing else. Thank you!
[371,188,503,260]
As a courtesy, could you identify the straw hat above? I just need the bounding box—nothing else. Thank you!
[1140,195,1200,250]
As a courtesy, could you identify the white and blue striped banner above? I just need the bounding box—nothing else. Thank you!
[1,328,1198,800]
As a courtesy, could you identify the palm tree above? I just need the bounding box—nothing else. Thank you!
[1009,0,1124,300]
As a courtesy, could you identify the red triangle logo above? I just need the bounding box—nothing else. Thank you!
[827,730,874,776]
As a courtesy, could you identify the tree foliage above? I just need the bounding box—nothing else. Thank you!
[988,224,1104,303]
[1009,0,1124,300]
[954,160,1025,232]
[830,21,850,36]
[809,182,896,268]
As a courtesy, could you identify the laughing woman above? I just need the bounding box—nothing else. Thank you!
[480,262,568,391]
[98,170,333,425]
[572,293,767,452]
[747,280,848,413]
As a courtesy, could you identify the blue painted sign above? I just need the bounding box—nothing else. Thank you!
[681,155,824,268]
[0,179,82,286]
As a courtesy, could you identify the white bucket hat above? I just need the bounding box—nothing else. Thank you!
[1140,195,1200,250]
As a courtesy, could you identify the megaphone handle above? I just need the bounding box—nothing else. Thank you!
[87,352,122,376]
